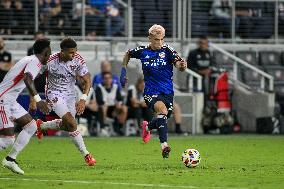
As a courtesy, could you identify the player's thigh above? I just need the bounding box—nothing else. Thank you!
[66,97,76,118]
[153,101,168,115]
[50,96,72,118]
[143,95,158,112]
[156,96,174,118]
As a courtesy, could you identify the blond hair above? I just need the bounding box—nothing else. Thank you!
[148,24,165,36]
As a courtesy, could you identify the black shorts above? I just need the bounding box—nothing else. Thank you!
[107,106,116,118]
[143,94,174,118]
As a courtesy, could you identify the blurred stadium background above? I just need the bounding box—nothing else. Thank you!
[1,0,284,136]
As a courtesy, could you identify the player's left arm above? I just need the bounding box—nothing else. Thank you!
[76,73,91,115]
[167,45,187,72]
[24,73,50,114]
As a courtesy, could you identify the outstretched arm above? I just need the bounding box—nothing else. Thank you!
[24,73,50,114]
[122,51,130,68]
[120,52,130,87]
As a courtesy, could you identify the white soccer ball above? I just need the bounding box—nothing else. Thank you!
[181,149,201,168]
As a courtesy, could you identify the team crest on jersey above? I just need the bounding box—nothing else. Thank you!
[159,52,165,58]
[51,97,58,103]
[69,65,78,71]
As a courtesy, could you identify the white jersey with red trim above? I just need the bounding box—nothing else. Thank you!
[46,52,89,98]
[0,55,43,101]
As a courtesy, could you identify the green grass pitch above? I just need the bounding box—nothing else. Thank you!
[0,135,284,189]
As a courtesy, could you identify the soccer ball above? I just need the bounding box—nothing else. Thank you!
[181,149,201,168]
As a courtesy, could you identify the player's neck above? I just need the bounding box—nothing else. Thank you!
[59,54,68,63]
[149,45,161,51]
[35,54,44,64]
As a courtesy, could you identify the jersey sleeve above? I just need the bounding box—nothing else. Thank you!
[127,46,144,59]
[77,61,89,76]
[165,45,182,64]
[24,60,41,80]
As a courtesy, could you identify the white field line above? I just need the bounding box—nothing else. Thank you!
[0,177,248,189]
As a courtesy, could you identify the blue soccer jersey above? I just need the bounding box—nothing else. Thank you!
[128,44,182,95]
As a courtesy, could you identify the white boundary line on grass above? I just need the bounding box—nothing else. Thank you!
[0,177,248,189]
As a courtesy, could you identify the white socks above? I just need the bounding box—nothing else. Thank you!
[8,120,37,159]
[69,130,89,156]
[41,119,61,130]
[0,136,15,151]
[161,142,168,149]
[40,120,89,157]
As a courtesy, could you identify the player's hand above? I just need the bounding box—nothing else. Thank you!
[29,99,37,113]
[176,60,187,71]
[36,100,50,114]
[76,100,86,115]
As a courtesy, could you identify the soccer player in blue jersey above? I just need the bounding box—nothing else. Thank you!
[120,24,187,158]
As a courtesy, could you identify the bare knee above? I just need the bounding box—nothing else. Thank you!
[62,113,77,132]
[154,101,168,115]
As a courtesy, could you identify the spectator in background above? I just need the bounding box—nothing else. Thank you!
[75,76,97,136]
[88,0,124,36]
[92,60,121,89]
[39,0,62,33]
[12,0,29,35]
[278,3,284,36]
[0,0,13,35]
[27,32,45,56]
[95,72,127,136]
[235,1,273,39]
[27,32,46,93]
[72,3,104,39]
[187,36,214,100]
[210,0,240,38]
[127,76,153,130]
[0,37,12,82]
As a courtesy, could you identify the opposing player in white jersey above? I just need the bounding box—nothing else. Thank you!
[0,39,51,175]
[34,37,96,166]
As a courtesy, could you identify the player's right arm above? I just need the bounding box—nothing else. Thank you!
[120,46,143,88]
[120,52,130,88]
[24,73,50,114]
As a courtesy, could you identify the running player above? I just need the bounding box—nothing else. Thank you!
[0,39,51,174]
[120,24,187,158]
[34,37,96,166]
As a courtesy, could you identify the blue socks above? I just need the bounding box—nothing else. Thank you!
[147,114,168,143]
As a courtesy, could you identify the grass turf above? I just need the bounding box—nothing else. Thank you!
[0,135,284,189]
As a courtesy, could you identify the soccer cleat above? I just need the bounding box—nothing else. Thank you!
[162,146,171,159]
[141,121,151,143]
[84,154,96,166]
[36,119,43,140]
[2,158,24,175]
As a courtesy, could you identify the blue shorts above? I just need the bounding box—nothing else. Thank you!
[143,94,174,118]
